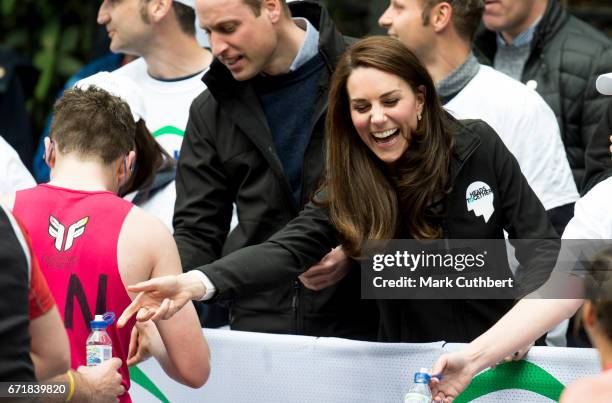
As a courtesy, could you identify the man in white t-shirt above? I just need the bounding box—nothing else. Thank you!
[563,176,612,239]
[379,0,578,236]
[98,0,212,160]
[0,136,35,194]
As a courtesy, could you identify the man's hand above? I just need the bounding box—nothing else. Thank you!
[118,271,204,327]
[127,322,157,367]
[74,358,124,402]
[299,246,351,291]
[429,351,478,403]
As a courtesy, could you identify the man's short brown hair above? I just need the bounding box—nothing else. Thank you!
[242,0,291,17]
[421,0,485,42]
[50,87,135,164]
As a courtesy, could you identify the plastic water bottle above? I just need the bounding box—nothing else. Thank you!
[404,368,432,403]
[86,312,115,366]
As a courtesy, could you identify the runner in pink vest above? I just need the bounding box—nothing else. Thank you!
[2,79,209,402]
[14,185,134,382]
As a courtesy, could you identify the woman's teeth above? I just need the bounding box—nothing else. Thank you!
[372,128,399,139]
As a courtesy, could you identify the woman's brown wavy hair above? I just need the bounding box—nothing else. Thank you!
[118,119,175,198]
[322,36,454,258]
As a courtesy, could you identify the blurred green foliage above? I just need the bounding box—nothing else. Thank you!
[0,0,100,135]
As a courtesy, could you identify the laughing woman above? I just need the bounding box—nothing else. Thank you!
[119,36,558,344]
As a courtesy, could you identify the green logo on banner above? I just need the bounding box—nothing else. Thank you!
[455,361,565,402]
[152,126,184,138]
[129,366,170,403]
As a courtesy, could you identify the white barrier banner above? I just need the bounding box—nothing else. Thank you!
[129,329,600,402]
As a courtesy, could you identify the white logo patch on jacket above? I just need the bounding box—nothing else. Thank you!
[466,181,494,223]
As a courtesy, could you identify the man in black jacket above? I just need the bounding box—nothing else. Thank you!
[172,0,378,339]
[474,0,612,193]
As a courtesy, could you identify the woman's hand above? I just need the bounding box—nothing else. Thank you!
[118,271,204,327]
[429,350,479,403]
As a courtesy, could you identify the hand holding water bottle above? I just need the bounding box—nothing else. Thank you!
[76,358,124,402]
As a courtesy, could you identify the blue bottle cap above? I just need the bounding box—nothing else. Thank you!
[90,312,116,329]
[414,371,431,384]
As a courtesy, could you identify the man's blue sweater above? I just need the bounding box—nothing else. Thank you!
[253,52,326,207]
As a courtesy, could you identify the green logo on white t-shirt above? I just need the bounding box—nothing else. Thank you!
[153,125,184,160]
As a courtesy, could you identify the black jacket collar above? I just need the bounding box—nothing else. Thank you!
[448,116,481,180]
[532,0,568,51]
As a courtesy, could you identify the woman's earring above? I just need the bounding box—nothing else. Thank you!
[417,112,422,121]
